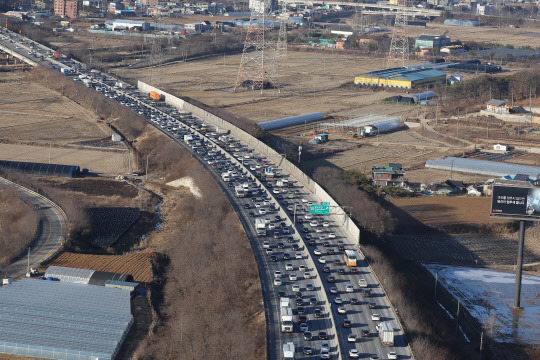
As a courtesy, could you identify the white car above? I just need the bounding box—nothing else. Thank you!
[348,334,357,343]
[295,252,303,259]
[268,223,276,230]
[255,202,262,208]
[289,273,297,281]
[349,349,360,358]
[274,271,282,278]
[321,342,330,352]
[304,272,311,279]
[301,198,308,203]
[292,284,300,292]
[371,313,381,321]
[314,249,322,256]
[346,284,354,293]
[285,263,294,271]
[358,278,368,288]
[316,227,323,233]
[323,221,330,227]
[318,257,326,264]
[259,208,267,215]
[310,220,318,227]
[305,214,313,220]
[274,278,282,286]
[273,189,280,194]
[338,306,347,314]
[328,232,336,239]
[287,205,294,211]
[299,265,306,271]
[263,241,270,249]
[266,249,273,255]
[388,352,397,360]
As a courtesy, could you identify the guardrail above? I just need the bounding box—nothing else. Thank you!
[137,81,361,246]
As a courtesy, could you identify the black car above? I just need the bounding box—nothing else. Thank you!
[337,268,345,275]
[228,183,234,187]
[368,302,377,309]
[302,227,309,234]
[350,298,360,305]
[295,298,304,306]
[362,289,373,297]
[292,244,300,251]
[296,291,303,299]
[243,203,250,209]
[314,308,323,318]
[278,290,286,297]
[303,331,312,341]
[269,255,278,262]
[323,242,330,247]
[338,244,345,251]
[318,331,328,340]
[343,319,352,328]
[249,211,255,217]
[308,239,316,246]
[287,237,295,243]
[351,268,360,274]
[310,297,317,305]
[327,249,335,255]
[322,266,331,273]
[297,306,306,315]
[277,242,285,249]
[283,253,291,260]
[327,275,336,283]
[303,346,313,355]
[299,314,307,322]
[334,259,343,266]
[274,215,281,222]
[362,329,370,337]
[296,218,303,224]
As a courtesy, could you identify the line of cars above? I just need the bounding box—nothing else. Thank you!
[2,28,410,359]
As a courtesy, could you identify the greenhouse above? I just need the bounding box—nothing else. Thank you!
[0,278,133,360]
[425,157,540,179]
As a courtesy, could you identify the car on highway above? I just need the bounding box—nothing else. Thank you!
[334,297,343,305]
[292,284,300,292]
[369,302,377,309]
[348,334,357,343]
[362,329,370,337]
[314,308,323,318]
[285,263,294,271]
[303,346,313,355]
[343,319,352,328]
[350,298,359,305]
[314,249,322,256]
[274,271,282,278]
[274,278,282,286]
[329,286,338,294]
[300,323,309,332]
[318,257,326,264]
[388,351,398,360]
[304,331,312,341]
[321,341,330,351]
[289,273,297,281]
[346,284,354,293]
[349,349,360,359]
[369,356,379,360]
[327,276,335,283]
[306,283,314,291]
[371,313,381,321]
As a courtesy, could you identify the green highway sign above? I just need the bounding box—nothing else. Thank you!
[310,204,330,214]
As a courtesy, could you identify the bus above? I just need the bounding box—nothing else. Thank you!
[344,250,357,267]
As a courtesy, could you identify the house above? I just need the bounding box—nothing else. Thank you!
[371,163,407,188]
[335,38,349,50]
[467,185,482,197]
[493,143,509,152]
[439,180,466,194]
[415,34,451,49]
[440,45,466,55]
[485,99,510,114]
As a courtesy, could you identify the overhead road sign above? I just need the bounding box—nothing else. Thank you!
[310,204,330,214]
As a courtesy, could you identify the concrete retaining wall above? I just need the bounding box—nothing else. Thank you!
[138,81,361,243]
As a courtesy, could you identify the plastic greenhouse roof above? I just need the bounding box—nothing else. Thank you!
[0,279,132,360]
[45,266,95,284]
[363,67,446,81]
[425,157,540,179]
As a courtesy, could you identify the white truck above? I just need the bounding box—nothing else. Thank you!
[183,134,193,143]
[60,68,69,75]
[276,179,288,188]
[280,306,294,333]
[221,171,231,182]
[81,78,92,87]
[255,218,266,236]
[377,322,395,346]
[235,185,245,198]
[280,297,290,308]
[282,342,295,360]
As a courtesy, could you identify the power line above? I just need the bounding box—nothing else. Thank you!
[386,0,410,68]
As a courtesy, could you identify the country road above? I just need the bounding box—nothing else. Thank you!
[0,177,67,278]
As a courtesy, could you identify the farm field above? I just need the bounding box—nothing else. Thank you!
[118,50,416,122]
[0,143,130,174]
[0,71,105,145]
[49,252,155,283]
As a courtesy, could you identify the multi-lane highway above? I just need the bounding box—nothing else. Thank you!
[0,177,67,278]
[0,27,412,360]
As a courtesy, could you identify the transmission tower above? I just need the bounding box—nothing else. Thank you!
[386,0,410,68]
[351,7,366,35]
[235,0,278,92]
[277,0,288,58]
[149,16,164,87]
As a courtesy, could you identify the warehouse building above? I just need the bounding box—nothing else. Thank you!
[0,277,133,360]
[355,67,446,89]
[414,34,451,49]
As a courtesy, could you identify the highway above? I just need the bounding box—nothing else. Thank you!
[0,27,412,360]
[0,177,67,278]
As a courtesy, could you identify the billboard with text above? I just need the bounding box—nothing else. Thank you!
[491,184,540,220]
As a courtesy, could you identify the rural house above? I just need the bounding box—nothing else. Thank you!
[371,163,407,187]
[485,99,510,114]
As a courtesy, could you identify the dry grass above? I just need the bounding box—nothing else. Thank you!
[50,252,155,282]
[0,188,39,264]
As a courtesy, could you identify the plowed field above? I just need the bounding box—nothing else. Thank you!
[49,252,155,282]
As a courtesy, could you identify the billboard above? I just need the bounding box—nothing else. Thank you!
[491,183,540,220]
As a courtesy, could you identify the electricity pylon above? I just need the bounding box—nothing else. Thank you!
[386,0,410,68]
[149,15,164,87]
[235,0,278,92]
[277,0,288,58]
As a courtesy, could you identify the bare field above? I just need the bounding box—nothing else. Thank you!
[389,196,506,226]
[49,252,155,282]
[405,23,540,48]
[0,143,130,174]
[118,51,416,121]
[0,72,105,144]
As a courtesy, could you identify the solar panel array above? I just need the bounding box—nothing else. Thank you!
[0,279,133,360]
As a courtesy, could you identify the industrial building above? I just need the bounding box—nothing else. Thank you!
[0,277,133,360]
[414,34,451,49]
[0,160,82,177]
[354,67,446,89]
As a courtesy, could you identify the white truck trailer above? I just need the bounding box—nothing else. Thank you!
[235,185,245,198]
[255,218,266,236]
[282,342,295,360]
[378,322,395,346]
[280,306,294,333]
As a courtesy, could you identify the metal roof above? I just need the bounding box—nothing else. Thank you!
[0,278,132,360]
[258,112,324,131]
[486,99,507,106]
[372,120,401,133]
[425,157,540,179]
[363,67,446,82]
[45,266,95,284]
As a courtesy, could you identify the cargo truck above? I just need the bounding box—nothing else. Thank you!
[255,218,266,236]
[280,306,294,332]
[282,342,295,360]
[377,322,394,346]
[53,51,61,59]
[82,78,92,87]
[183,134,193,143]
[149,91,163,101]
[221,171,231,182]
[60,68,69,75]
[235,185,245,198]
[276,179,288,188]
[280,297,290,308]
[264,167,274,178]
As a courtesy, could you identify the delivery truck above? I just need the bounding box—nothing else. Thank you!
[282,343,295,360]
[280,306,294,333]
[255,218,266,236]
[377,322,395,346]
[149,91,163,101]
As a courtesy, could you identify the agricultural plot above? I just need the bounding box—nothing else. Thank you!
[85,207,140,247]
[50,252,155,282]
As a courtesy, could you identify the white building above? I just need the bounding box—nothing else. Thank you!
[105,20,151,31]
[249,0,277,14]
[493,143,509,152]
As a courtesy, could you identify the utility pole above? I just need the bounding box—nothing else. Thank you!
[145,155,149,180]
[49,142,51,164]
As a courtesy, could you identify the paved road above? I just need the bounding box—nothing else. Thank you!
[0,28,412,360]
[0,177,67,278]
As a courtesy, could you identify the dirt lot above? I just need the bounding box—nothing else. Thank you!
[118,50,417,121]
[0,71,105,145]
[49,252,155,282]
[405,23,540,48]
[0,143,130,174]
